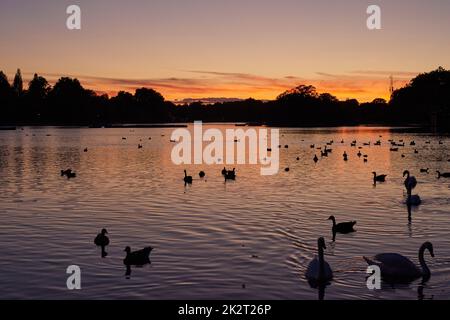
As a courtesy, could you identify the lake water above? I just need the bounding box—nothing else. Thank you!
[0,125,449,300]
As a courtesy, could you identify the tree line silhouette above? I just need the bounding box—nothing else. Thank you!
[1,67,449,130]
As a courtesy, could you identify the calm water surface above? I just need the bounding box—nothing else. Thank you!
[0,125,449,300]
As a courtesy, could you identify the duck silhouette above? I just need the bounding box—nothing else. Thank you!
[224,168,236,181]
[61,169,71,176]
[221,167,227,175]
[123,246,153,266]
[199,171,206,178]
[94,228,110,247]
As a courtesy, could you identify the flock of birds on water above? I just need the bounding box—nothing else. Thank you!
[57,132,450,295]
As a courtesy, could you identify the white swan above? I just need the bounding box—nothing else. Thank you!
[305,237,333,283]
[364,242,434,283]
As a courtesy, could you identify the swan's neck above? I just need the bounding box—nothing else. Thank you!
[419,246,430,279]
[318,246,325,276]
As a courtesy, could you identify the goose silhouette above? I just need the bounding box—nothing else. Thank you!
[199,171,206,178]
[184,170,193,184]
[305,237,333,284]
[372,172,387,183]
[221,167,227,175]
[363,242,434,283]
[420,168,429,173]
[328,216,356,234]
[123,246,153,266]
[313,155,319,163]
[436,171,450,178]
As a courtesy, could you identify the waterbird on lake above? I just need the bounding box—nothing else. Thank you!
[406,194,422,206]
[285,167,290,172]
[410,141,416,146]
[94,228,110,247]
[357,151,362,157]
[61,169,72,177]
[221,167,227,175]
[285,145,289,148]
[305,237,333,284]
[184,170,193,184]
[390,148,399,152]
[415,149,419,154]
[364,158,368,163]
[373,172,387,183]
[296,157,300,161]
[313,155,319,163]
[363,242,434,283]
[224,168,236,180]
[138,144,143,149]
[403,170,417,194]
[66,171,76,179]
[84,148,88,152]
[420,168,429,173]
[328,215,356,234]
[123,246,153,266]
[436,171,450,178]
[310,144,315,149]
[402,154,406,158]
[199,171,206,178]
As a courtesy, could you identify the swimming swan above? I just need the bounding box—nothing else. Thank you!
[305,237,333,283]
[364,242,434,283]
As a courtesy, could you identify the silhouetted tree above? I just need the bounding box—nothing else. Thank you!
[0,71,16,123]
[390,67,450,128]
[13,68,23,96]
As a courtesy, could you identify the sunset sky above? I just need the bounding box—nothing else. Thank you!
[1,0,450,102]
